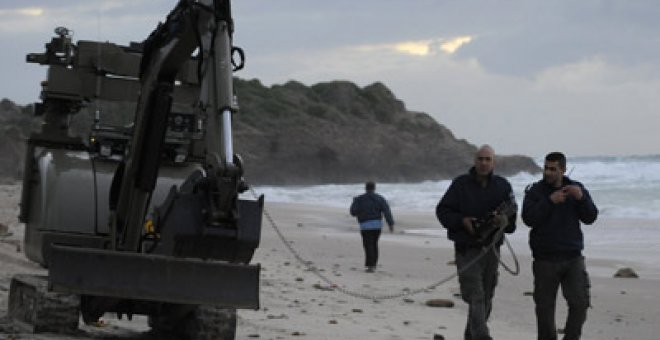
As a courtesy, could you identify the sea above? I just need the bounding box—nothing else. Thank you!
[248,155,660,276]
[250,155,660,220]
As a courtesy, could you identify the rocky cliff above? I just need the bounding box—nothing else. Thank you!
[0,79,539,184]
[0,99,40,182]
[233,79,539,184]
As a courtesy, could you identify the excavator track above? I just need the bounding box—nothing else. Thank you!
[8,274,80,333]
[181,305,236,340]
[149,305,236,340]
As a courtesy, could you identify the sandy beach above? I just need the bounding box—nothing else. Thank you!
[0,183,659,339]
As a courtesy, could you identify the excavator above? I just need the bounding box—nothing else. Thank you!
[8,1,262,339]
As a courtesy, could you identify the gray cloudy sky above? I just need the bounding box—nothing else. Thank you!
[1,0,659,157]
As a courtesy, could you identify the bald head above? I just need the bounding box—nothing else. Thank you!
[477,145,494,156]
[474,144,495,177]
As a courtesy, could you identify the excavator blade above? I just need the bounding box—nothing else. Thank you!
[48,244,260,309]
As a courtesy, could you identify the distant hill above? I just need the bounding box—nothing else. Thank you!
[0,79,540,185]
[0,99,40,182]
[232,79,539,184]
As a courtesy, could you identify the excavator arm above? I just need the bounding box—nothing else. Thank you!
[47,0,262,307]
[114,0,243,251]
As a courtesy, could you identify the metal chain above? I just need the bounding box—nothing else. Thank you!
[496,236,521,275]
[250,187,519,301]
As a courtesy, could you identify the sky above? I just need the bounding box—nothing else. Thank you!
[1,0,659,158]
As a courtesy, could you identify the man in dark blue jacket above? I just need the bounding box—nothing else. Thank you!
[350,181,394,273]
[436,145,517,340]
[522,152,598,340]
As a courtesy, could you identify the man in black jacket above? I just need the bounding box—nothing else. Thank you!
[522,152,598,340]
[350,181,394,273]
[436,145,517,340]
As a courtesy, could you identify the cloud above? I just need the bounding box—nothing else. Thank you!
[0,1,166,36]
[441,36,474,54]
[530,56,660,111]
[17,7,45,16]
[0,7,45,17]
[3,0,659,156]
[393,40,433,56]
[0,7,46,31]
[240,40,660,156]
[352,36,474,58]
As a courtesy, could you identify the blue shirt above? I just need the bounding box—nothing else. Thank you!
[359,219,383,230]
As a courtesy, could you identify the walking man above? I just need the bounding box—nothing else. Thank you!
[436,145,517,340]
[350,181,394,273]
[522,152,598,340]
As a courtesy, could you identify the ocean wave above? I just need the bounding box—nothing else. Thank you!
[247,155,660,220]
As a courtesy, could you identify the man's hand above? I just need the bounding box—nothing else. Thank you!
[563,185,583,200]
[388,223,394,233]
[462,217,476,235]
[549,189,568,204]
[492,213,509,228]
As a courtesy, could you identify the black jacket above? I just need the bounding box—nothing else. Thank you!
[350,192,394,226]
[436,167,517,248]
[522,176,598,260]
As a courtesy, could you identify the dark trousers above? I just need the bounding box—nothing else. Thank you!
[455,247,499,340]
[533,256,590,340]
[360,229,381,267]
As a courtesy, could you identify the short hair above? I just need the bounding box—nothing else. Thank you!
[545,152,566,169]
[365,181,375,192]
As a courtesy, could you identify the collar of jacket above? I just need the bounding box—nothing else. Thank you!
[468,166,493,184]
